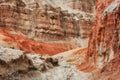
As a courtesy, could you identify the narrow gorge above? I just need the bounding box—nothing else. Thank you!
[0,0,120,80]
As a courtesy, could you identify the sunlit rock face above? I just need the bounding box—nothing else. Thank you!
[87,0,120,79]
[0,0,95,48]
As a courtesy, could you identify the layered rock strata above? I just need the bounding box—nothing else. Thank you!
[0,0,120,80]
[86,0,120,79]
[0,28,68,55]
[88,0,120,65]
[0,0,95,42]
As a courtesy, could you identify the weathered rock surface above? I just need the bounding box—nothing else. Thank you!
[49,0,120,80]
[0,47,95,80]
[1,0,120,80]
[0,0,95,48]
[0,46,33,79]
[0,28,68,55]
[86,0,120,80]
[0,46,62,80]
[0,0,95,55]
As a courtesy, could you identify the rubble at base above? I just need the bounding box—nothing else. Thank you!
[0,47,61,80]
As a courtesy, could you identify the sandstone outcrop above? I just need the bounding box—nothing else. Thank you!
[86,0,120,79]
[88,0,120,65]
[0,0,95,48]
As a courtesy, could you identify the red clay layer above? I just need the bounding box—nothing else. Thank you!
[0,28,68,55]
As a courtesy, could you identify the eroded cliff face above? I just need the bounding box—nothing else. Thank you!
[87,0,120,79]
[0,0,95,48]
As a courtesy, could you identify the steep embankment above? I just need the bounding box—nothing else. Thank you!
[87,0,120,80]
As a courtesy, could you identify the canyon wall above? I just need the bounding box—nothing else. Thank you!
[87,0,120,79]
[87,0,119,63]
[0,0,95,48]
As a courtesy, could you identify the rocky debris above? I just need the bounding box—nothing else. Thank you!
[0,46,61,80]
[0,46,96,80]
[27,54,59,72]
[4,62,93,80]
[0,46,33,79]
[32,64,93,80]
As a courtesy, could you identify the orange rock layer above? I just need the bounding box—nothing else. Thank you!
[0,28,68,55]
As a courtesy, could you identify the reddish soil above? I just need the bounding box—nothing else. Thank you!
[0,28,68,55]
